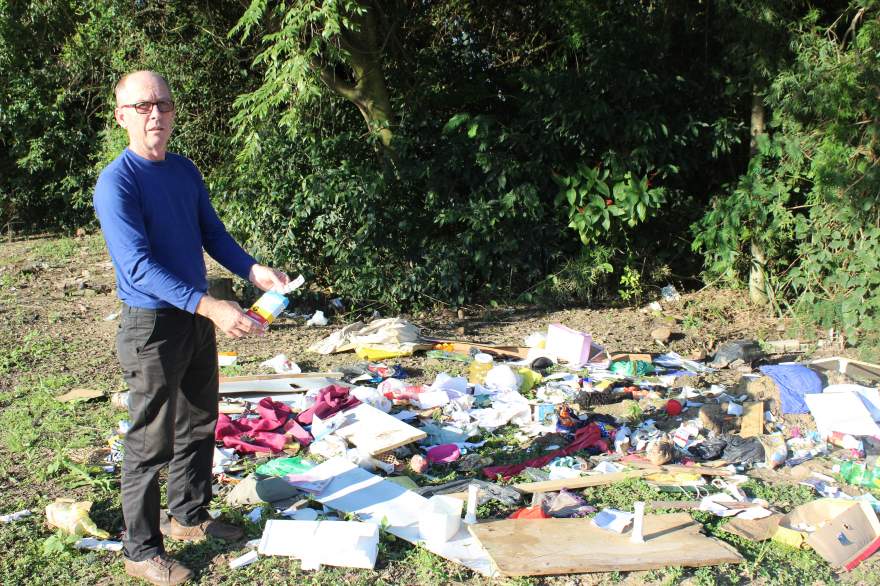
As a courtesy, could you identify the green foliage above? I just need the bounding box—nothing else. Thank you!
[694,1,880,343]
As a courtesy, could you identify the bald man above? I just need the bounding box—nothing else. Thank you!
[94,71,289,585]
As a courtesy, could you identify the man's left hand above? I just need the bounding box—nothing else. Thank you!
[249,264,289,292]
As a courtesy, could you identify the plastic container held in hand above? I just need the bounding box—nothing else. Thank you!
[835,460,880,489]
[468,353,494,385]
[45,499,110,538]
[245,274,305,328]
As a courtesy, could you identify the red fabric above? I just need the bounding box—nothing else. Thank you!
[483,423,608,480]
[215,398,295,454]
[296,384,360,425]
[508,505,549,519]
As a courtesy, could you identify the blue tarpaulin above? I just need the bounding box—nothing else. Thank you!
[758,364,823,414]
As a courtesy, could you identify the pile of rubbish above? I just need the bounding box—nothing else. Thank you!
[12,312,880,577]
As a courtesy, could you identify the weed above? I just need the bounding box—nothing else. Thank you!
[31,237,78,262]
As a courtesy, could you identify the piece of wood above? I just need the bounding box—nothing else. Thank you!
[423,338,530,360]
[468,514,743,576]
[305,457,497,576]
[218,375,347,397]
[335,403,427,456]
[219,372,344,383]
[56,388,104,402]
[740,401,765,437]
[514,471,649,493]
[720,514,783,542]
[625,461,732,477]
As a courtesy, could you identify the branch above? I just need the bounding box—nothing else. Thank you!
[311,57,361,103]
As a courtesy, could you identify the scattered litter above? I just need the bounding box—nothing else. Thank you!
[259,354,300,373]
[45,499,109,538]
[229,549,259,569]
[74,538,122,551]
[306,310,329,327]
[591,508,634,533]
[0,509,31,523]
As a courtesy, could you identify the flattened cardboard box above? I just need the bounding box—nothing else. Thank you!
[774,499,880,571]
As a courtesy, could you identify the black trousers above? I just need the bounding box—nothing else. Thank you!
[117,304,218,561]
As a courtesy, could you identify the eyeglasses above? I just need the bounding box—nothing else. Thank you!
[119,100,175,114]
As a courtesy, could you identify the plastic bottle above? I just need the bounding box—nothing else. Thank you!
[835,460,880,488]
[468,353,494,385]
[245,274,304,328]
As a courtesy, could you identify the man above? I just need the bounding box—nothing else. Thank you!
[94,70,289,585]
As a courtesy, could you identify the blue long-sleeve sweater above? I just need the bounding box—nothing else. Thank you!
[93,148,256,313]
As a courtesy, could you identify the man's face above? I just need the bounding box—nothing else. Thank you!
[114,73,175,161]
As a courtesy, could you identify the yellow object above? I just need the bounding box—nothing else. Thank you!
[643,472,702,484]
[517,368,542,392]
[354,345,413,360]
[469,353,494,385]
[45,499,110,539]
[772,526,807,549]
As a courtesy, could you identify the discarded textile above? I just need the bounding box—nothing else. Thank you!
[483,424,608,480]
[308,318,423,355]
[215,398,308,454]
[758,364,823,414]
[545,489,595,518]
[296,385,360,426]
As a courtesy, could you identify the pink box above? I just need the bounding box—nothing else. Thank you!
[545,323,593,365]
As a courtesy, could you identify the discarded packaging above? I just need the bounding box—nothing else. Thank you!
[45,499,109,539]
[419,495,463,543]
[258,519,379,570]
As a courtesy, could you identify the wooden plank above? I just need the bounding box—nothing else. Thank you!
[423,338,530,360]
[468,514,743,576]
[218,375,346,396]
[219,372,344,383]
[514,471,648,493]
[335,403,427,456]
[740,401,765,437]
[625,461,732,477]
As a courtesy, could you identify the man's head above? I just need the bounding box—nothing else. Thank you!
[114,71,175,161]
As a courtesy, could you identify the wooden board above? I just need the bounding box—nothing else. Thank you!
[468,514,743,576]
[514,470,648,493]
[422,338,530,360]
[335,403,426,455]
[625,461,732,477]
[219,372,344,383]
[740,401,765,437]
[218,375,346,396]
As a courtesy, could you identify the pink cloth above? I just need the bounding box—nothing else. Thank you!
[296,384,360,425]
[215,398,299,454]
[482,423,608,480]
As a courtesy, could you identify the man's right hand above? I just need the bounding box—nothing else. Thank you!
[195,295,264,338]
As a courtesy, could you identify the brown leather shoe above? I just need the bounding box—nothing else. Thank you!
[124,554,192,586]
[161,516,243,543]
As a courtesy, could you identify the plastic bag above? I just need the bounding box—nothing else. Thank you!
[721,435,765,465]
[45,499,109,538]
[255,457,314,478]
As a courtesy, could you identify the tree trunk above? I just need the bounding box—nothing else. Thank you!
[748,92,769,306]
[316,4,395,151]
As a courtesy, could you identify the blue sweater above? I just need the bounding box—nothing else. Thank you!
[93,148,256,313]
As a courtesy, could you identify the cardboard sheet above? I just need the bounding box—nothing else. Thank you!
[804,391,880,438]
[218,375,348,402]
[468,514,743,576]
[335,403,426,455]
[305,457,496,576]
[258,519,379,569]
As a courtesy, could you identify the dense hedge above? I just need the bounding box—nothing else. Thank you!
[2,1,878,342]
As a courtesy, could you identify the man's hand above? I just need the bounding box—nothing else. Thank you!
[249,264,289,292]
[195,295,264,339]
